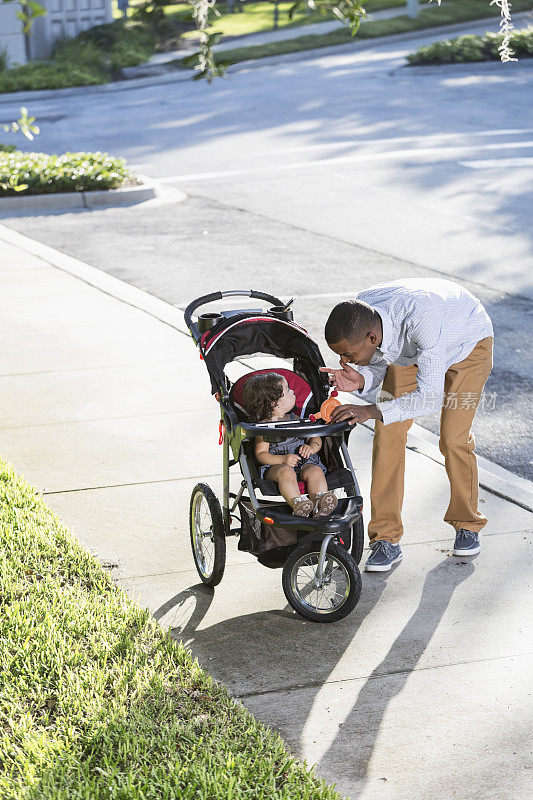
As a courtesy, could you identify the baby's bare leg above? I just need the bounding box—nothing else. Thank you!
[300,464,328,502]
[264,464,300,506]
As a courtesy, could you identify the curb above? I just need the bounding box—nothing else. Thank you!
[0,12,530,103]
[403,423,533,514]
[350,414,533,515]
[0,177,187,216]
[399,59,533,77]
[0,69,192,105]
[0,181,157,214]
[1,221,532,514]
[0,222,190,336]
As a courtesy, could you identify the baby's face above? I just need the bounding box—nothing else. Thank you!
[273,378,296,416]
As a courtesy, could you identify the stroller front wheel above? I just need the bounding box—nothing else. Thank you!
[189,483,226,586]
[282,540,361,623]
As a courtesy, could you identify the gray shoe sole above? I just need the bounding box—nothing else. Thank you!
[453,544,481,556]
[364,552,403,572]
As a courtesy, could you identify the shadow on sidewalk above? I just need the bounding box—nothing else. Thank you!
[318,557,476,793]
[156,556,477,794]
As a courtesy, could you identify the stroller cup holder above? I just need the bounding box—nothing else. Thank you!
[268,306,294,322]
[198,312,223,333]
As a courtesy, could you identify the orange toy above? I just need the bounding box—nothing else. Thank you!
[309,391,340,423]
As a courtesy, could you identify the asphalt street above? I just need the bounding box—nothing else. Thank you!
[1,17,532,478]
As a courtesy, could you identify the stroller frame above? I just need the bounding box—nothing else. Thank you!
[185,290,365,622]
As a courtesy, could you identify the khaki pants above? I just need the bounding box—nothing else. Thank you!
[368,337,494,544]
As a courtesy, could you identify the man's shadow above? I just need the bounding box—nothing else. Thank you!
[317,557,477,796]
[153,556,476,798]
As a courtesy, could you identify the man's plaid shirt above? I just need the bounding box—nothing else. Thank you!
[354,279,494,425]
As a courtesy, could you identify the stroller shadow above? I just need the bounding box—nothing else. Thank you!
[154,570,392,696]
[154,556,477,797]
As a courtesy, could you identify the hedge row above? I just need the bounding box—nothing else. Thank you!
[0,151,136,196]
[407,26,533,65]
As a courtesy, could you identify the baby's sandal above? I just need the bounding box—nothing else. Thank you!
[313,491,338,517]
[291,496,314,517]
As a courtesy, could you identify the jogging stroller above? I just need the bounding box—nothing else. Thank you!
[184,290,365,623]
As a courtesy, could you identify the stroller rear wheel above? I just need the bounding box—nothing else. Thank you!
[190,483,226,586]
[351,514,365,565]
[282,540,361,623]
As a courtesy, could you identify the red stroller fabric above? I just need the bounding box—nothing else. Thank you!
[231,368,314,420]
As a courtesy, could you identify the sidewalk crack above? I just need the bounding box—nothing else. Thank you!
[235,652,533,700]
[43,473,221,495]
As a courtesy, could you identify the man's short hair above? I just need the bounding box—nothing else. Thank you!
[325,300,377,344]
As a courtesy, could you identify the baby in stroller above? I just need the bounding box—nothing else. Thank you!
[242,372,339,518]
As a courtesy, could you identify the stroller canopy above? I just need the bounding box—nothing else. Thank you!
[200,314,329,403]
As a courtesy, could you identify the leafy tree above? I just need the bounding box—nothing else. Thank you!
[1,0,46,32]
[1,0,47,60]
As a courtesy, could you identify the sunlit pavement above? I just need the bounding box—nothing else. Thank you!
[1,230,532,799]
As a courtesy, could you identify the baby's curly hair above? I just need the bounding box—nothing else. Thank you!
[242,372,284,422]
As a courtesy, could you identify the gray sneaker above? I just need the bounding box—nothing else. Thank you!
[364,541,403,572]
[453,529,481,555]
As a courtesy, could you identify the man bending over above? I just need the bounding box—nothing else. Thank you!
[321,278,494,573]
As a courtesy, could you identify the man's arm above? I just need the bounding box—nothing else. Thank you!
[320,354,388,395]
[355,352,389,396]
[377,301,446,426]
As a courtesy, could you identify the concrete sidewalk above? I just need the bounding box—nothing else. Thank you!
[1,229,531,800]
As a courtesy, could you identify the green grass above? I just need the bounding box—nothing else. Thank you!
[182,0,533,68]
[0,459,343,799]
[113,0,405,37]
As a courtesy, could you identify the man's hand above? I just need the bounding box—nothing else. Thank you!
[319,364,364,392]
[283,453,300,467]
[329,404,383,426]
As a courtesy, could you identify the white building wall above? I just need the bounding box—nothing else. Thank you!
[0,5,28,66]
[0,0,113,64]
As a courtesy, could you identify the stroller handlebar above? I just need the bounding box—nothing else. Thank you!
[239,418,354,441]
[184,290,286,343]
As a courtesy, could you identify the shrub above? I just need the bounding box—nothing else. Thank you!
[0,59,107,93]
[0,20,155,94]
[61,19,155,65]
[407,25,533,65]
[75,19,155,51]
[0,47,9,73]
[0,151,136,196]
[453,34,485,62]
[52,39,110,72]
[512,28,533,56]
